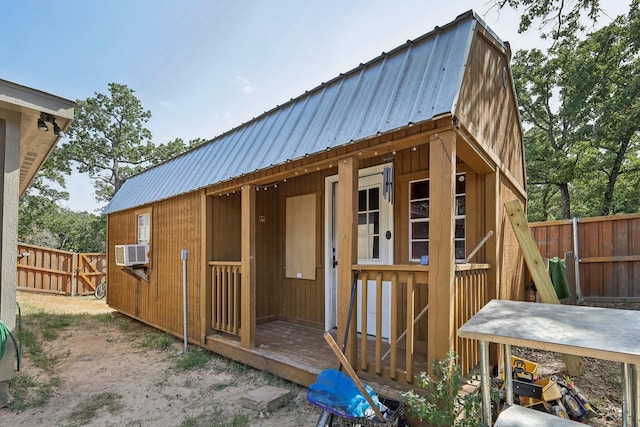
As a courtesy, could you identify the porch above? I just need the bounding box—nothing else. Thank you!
[205,261,490,391]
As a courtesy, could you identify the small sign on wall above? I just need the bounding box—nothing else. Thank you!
[285,193,316,280]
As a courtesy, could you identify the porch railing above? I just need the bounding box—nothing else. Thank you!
[209,261,242,336]
[352,264,489,385]
[453,264,490,375]
[353,265,429,384]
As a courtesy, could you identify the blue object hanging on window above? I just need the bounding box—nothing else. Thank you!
[307,369,381,418]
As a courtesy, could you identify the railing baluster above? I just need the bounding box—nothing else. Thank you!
[389,272,398,380]
[406,273,415,384]
[360,271,369,371]
[375,272,383,375]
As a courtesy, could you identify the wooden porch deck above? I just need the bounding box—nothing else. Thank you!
[203,320,428,398]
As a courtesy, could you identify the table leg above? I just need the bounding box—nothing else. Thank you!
[503,344,513,406]
[633,364,639,427]
[480,340,492,425]
[623,363,631,427]
[622,363,639,427]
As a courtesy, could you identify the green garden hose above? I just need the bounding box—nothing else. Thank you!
[0,302,22,371]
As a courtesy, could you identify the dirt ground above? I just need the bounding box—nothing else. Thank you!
[3,292,321,426]
[2,292,636,426]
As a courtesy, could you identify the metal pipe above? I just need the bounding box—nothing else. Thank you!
[572,218,583,303]
[182,249,189,353]
[504,344,513,406]
[480,341,492,426]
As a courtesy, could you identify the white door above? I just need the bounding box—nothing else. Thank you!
[325,165,393,339]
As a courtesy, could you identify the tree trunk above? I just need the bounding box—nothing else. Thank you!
[559,183,571,219]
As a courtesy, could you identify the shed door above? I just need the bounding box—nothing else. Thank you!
[325,165,393,339]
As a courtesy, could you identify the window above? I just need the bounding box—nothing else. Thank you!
[358,186,380,260]
[137,212,151,244]
[409,173,466,262]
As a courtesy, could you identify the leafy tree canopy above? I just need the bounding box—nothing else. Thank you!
[496,0,603,39]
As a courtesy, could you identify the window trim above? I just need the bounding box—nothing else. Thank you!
[408,173,466,262]
[135,207,153,245]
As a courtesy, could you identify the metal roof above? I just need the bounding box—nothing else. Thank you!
[104,10,498,215]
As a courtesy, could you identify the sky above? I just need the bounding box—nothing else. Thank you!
[1,0,629,213]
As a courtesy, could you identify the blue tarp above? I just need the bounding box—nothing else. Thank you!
[307,369,381,419]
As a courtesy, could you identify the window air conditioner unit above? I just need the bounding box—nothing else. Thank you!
[115,244,149,267]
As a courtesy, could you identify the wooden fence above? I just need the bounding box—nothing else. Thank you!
[17,243,107,296]
[531,213,640,302]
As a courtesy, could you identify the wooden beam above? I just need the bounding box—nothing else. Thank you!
[241,185,256,349]
[427,131,456,368]
[504,199,585,375]
[337,156,358,365]
[200,190,213,344]
[484,170,500,367]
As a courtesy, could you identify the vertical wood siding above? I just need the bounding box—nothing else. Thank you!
[531,214,640,300]
[107,192,202,341]
[456,31,525,187]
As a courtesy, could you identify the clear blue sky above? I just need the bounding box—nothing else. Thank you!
[1,0,627,212]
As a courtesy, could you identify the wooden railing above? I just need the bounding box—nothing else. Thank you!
[454,264,490,375]
[209,261,242,336]
[352,264,490,384]
[353,265,429,384]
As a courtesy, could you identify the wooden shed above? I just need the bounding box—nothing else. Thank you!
[103,10,526,391]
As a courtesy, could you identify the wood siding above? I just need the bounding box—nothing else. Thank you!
[531,214,640,301]
[107,192,202,341]
[456,28,525,193]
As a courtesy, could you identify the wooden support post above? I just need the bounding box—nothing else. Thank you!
[427,131,456,369]
[504,200,584,375]
[200,191,213,344]
[241,185,256,349]
[338,157,358,365]
[485,170,500,367]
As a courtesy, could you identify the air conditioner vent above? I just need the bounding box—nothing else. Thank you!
[115,244,149,266]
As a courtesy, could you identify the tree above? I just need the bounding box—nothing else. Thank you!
[563,2,640,214]
[61,83,154,203]
[512,48,583,219]
[514,3,640,219]
[495,0,603,40]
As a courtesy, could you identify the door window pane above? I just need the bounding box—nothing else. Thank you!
[358,186,381,260]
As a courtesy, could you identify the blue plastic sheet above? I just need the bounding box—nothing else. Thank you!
[307,369,381,418]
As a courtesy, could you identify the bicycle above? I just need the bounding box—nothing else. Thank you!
[95,278,107,300]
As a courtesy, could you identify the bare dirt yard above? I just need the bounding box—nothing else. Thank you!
[3,292,320,426]
[1,292,636,426]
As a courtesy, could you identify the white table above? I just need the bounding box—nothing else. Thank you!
[458,299,640,426]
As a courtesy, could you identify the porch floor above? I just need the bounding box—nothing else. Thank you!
[204,320,428,398]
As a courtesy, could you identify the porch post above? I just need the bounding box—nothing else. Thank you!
[338,157,358,365]
[241,185,256,348]
[427,131,456,368]
[485,170,501,367]
[200,191,213,344]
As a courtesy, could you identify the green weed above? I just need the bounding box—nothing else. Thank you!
[180,405,249,427]
[66,391,123,425]
[403,351,485,427]
[8,373,59,411]
[174,347,212,370]
[138,332,175,350]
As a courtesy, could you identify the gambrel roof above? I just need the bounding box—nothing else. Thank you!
[103,10,505,215]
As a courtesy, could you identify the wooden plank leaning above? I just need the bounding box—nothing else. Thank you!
[504,200,585,376]
[323,332,386,422]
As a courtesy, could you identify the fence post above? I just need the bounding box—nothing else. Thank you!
[71,252,77,297]
[572,218,583,303]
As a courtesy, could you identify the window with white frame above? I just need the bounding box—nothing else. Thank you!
[137,213,151,244]
[409,173,466,262]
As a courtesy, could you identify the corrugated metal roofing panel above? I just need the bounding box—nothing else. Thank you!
[103,11,490,215]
